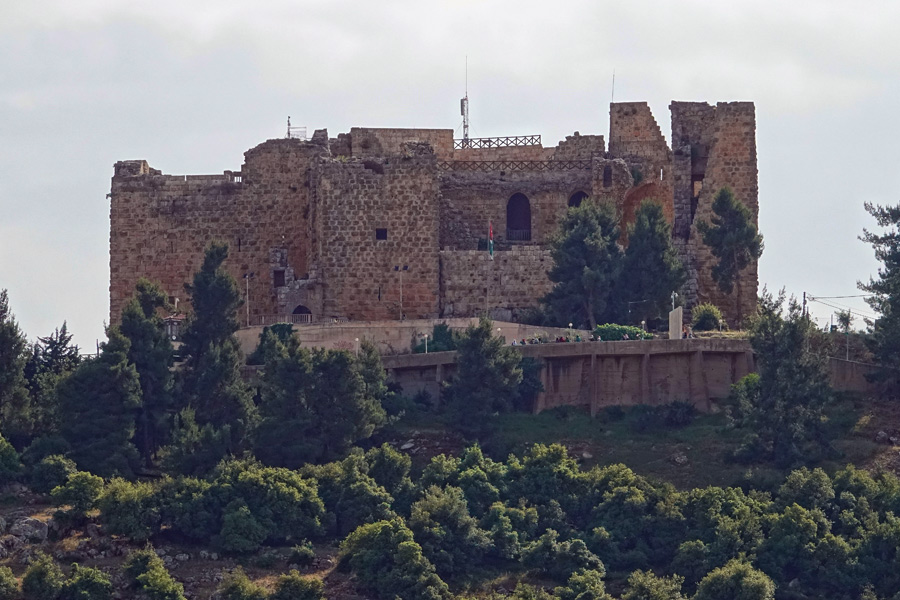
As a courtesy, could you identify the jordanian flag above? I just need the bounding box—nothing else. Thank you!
[489,221,494,260]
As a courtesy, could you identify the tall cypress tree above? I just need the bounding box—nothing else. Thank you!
[697,187,764,325]
[172,243,254,470]
[620,200,686,326]
[23,322,81,436]
[543,200,623,329]
[57,329,141,477]
[118,279,174,468]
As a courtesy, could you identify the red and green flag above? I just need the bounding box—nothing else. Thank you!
[489,221,494,260]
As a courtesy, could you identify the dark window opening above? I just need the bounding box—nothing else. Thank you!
[274,270,286,288]
[167,296,176,306]
[568,191,588,208]
[506,193,532,241]
[602,165,613,188]
[375,228,388,240]
[237,237,242,252]
[293,305,312,315]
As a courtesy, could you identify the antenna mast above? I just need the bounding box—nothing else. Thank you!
[611,69,615,103]
[460,57,470,145]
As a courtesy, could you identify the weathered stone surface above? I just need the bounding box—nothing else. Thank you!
[110,103,757,328]
[10,518,48,543]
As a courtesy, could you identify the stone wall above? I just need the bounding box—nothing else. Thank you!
[109,138,324,324]
[439,246,553,318]
[312,148,441,320]
[348,127,455,159]
[439,168,593,249]
[688,102,758,326]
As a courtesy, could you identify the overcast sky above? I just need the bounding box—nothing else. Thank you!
[2,0,897,348]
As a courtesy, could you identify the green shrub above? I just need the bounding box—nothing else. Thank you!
[0,434,22,485]
[97,478,160,542]
[136,565,186,600]
[60,564,112,600]
[620,569,685,600]
[693,560,774,600]
[122,548,165,586]
[522,529,605,582]
[0,566,18,600]
[290,541,316,567]
[216,567,266,600]
[594,324,652,341]
[340,519,450,599]
[22,552,65,600]
[691,303,724,331]
[22,436,71,467]
[217,501,268,553]
[555,568,614,600]
[31,455,77,495]
[270,571,324,600]
[51,471,104,518]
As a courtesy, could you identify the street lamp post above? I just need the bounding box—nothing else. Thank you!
[243,272,255,327]
[355,337,359,358]
[424,334,429,354]
[394,265,409,320]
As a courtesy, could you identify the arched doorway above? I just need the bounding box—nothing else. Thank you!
[506,193,531,241]
[568,190,588,208]
[292,304,312,324]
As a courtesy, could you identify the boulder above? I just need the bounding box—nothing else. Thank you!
[10,517,48,542]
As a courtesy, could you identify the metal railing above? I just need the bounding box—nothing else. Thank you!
[454,135,541,150]
[437,159,592,172]
[251,314,313,327]
[506,228,532,241]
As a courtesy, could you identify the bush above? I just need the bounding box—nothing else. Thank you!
[124,549,186,600]
[0,434,22,485]
[31,455,77,495]
[594,324,652,341]
[0,566,18,600]
[555,569,614,600]
[22,436,71,467]
[51,471,104,518]
[216,567,266,600]
[217,501,268,553]
[340,519,450,600]
[693,560,774,600]
[522,529,605,582]
[60,564,112,600]
[97,478,160,542]
[270,571,325,600]
[691,303,724,331]
[290,541,316,567]
[22,552,65,600]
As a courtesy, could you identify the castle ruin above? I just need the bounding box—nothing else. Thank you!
[109,101,758,328]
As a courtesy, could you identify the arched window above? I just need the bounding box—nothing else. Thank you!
[568,191,588,208]
[602,165,613,188]
[292,304,312,324]
[506,193,532,241]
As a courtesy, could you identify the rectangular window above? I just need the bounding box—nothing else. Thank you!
[375,228,388,240]
[273,270,286,287]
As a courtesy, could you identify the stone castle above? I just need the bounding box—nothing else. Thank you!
[109,101,758,327]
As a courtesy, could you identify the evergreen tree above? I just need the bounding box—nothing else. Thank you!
[0,289,31,444]
[730,290,834,467]
[443,318,523,436]
[118,279,174,467]
[620,200,685,326]
[255,338,386,466]
[23,322,81,436]
[174,242,254,466]
[696,187,763,326]
[543,199,623,329]
[57,329,141,477]
[860,201,900,393]
[693,560,775,600]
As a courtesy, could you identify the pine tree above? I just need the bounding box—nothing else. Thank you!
[118,279,174,468]
[24,322,81,436]
[620,200,686,326]
[697,187,763,325]
[255,338,386,466]
[0,290,31,445]
[173,243,254,468]
[543,200,623,329]
[859,201,900,392]
[443,318,523,436]
[57,328,141,477]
